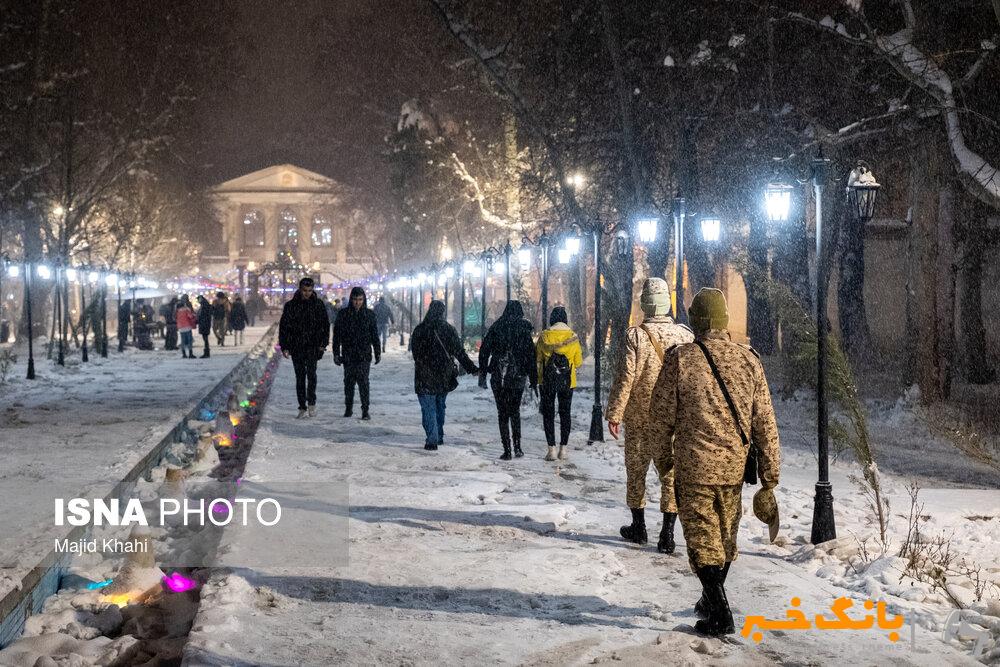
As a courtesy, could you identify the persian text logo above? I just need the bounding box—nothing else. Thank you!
[742,597,911,645]
[941,610,994,660]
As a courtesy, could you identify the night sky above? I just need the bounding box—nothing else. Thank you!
[187,1,460,193]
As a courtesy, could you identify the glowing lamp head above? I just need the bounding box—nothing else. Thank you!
[444,266,455,279]
[65,268,78,282]
[846,165,881,222]
[417,272,427,286]
[36,264,52,280]
[463,260,477,275]
[6,265,19,278]
[557,248,572,265]
[493,261,505,276]
[764,182,794,223]
[636,218,658,244]
[700,217,722,243]
[517,248,531,267]
[564,236,581,255]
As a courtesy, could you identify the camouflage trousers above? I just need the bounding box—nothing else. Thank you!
[676,483,742,573]
[624,426,676,513]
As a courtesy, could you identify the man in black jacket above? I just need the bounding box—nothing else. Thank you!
[279,277,330,418]
[332,286,380,419]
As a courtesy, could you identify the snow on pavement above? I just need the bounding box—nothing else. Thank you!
[184,347,994,665]
[0,326,270,600]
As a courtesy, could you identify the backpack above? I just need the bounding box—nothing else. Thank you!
[496,349,525,389]
[543,352,572,391]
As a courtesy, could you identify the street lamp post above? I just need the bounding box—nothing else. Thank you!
[481,253,492,342]
[24,260,35,379]
[672,197,689,325]
[459,263,467,341]
[521,230,554,329]
[503,241,512,301]
[100,271,108,357]
[587,227,605,445]
[80,278,89,363]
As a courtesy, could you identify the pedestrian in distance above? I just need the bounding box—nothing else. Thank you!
[245,293,259,327]
[160,297,178,350]
[211,291,231,346]
[535,306,583,461]
[117,299,131,352]
[411,299,477,450]
[606,278,694,553]
[479,300,535,460]
[331,286,381,420]
[373,295,395,353]
[196,295,213,358]
[230,295,248,346]
[134,299,155,350]
[278,277,330,419]
[175,295,197,359]
[649,287,781,637]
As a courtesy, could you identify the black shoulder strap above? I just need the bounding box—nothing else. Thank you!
[695,341,749,446]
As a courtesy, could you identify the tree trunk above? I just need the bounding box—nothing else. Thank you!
[910,139,944,404]
[837,195,871,357]
[746,216,776,354]
[935,182,957,399]
[957,207,995,384]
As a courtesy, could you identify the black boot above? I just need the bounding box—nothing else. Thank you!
[182,349,188,358]
[201,350,210,358]
[344,406,353,418]
[361,409,370,421]
[657,512,677,554]
[695,561,730,615]
[694,565,735,636]
[513,438,523,458]
[619,508,648,544]
[499,438,512,460]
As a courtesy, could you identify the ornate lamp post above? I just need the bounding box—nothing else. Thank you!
[521,229,557,329]
[587,225,605,445]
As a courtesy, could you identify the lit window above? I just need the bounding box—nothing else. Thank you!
[279,208,298,248]
[312,214,333,247]
[242,210,264,248]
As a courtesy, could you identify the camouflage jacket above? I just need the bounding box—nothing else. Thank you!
[649,330,781,486]
[606,316,693,426]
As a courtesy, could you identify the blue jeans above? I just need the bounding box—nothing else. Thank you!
[417,393,447,445]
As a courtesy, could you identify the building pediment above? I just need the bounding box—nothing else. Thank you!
[212,164,345,194]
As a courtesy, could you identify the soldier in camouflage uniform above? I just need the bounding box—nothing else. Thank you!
[606,278,693,553]
[649,287,781,637]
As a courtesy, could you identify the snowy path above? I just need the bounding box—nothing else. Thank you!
[183,348,988,666]
[0,326,270,598]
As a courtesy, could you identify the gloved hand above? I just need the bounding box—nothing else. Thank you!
[478,373,488,389]
[334,354,343,366]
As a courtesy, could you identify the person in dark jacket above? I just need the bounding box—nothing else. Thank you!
[331,286,381,419]
[196,295,213,358]
[117,299,132,352]
[160,297,178,350]
[279,277,330,418]
[134,299,156,350]
[230,295,248,346]
[478,300,536,460]
[411,300,477,450]
[373,296,395,353]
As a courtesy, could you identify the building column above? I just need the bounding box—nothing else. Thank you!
[297,205,316,267]
[266,203,282,257]
[227,205,242,262]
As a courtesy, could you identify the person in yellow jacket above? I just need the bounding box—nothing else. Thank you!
[535,306,583,461]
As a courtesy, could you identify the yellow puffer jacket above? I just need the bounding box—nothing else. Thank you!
[535,323,584,388]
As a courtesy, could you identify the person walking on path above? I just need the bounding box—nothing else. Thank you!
[606,278,694,553]
[649,288,781,637]
[196,295,213,358]
[535,306,583,461]
[331,286,381,420]
[160,297,178,350]
[134,299,155,350]
[279,277,331,418]
[373,295,395,353]
[211,291,231,347]
[478,300,535,460]
[230,295,248,346]
[245,294,259,327]
[175,295,197,359]
[411,299,477,450]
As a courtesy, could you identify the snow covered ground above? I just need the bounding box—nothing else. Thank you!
[179,346,1000,665]
[0,326,270,600]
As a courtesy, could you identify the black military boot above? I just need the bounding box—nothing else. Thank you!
[657,512,677,554]
[695,561,730,615]
[499,437,512,460]
[513,438,524,458]
[694,565,735,636]
[619,508,648,544]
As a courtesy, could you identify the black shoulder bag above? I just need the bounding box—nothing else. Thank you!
[434,329,460,392]
[695,341,759,486]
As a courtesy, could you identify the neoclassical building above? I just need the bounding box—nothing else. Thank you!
[212,164,370,287]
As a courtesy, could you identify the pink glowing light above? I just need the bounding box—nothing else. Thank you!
[163,572,197,593]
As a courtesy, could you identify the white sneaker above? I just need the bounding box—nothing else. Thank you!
[308,405,316,418]
[544,446,557,461]
[296,409,307,419]
[557,445,567,460]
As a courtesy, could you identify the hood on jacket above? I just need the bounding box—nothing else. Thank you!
[349,286,368,309]
[537,322,578,352]
[501,300,524,320]
[548,306,568,327]
[424,299,446,322]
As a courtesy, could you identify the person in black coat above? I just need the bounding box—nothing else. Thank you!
[230,295,249,346]
[478,300,536,459]
[411,300,477,450]
[279,277,331,417]
[331,286,380,419]
[196,295,213,358]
